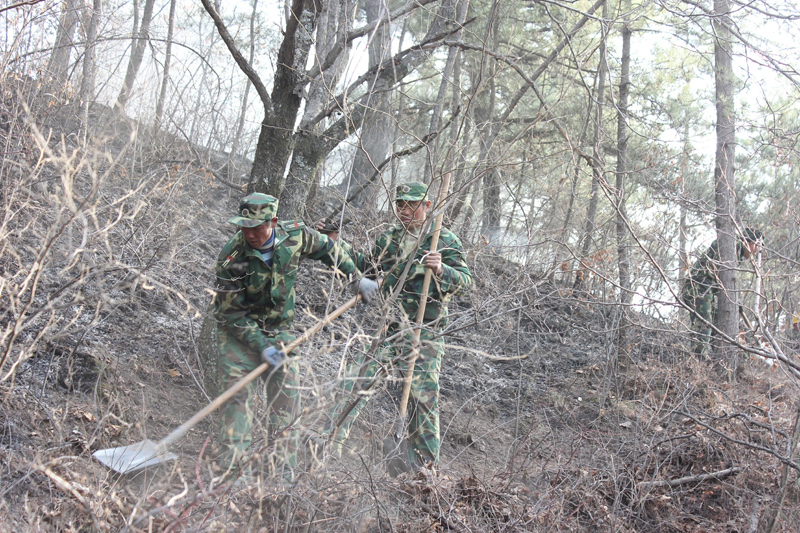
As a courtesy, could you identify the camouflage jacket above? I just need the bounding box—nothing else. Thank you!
[683,239,747,300]
[213,220,357,354]
[339,225,473,327]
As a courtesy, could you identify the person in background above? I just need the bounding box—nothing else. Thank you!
[682,227,763,357]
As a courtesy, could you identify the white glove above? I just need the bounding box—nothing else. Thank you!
[355,277,380,304]
[260,346,286,367]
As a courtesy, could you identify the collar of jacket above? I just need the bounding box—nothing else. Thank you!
[274,226,290,249]
[239,226,288,264]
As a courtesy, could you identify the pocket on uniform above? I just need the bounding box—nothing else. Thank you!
[281,267,299,284]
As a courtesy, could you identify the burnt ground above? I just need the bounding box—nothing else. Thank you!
[2,102,800,532]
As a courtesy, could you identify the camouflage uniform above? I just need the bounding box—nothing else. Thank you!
[324,182,473,468]
[681,231,760,357]
[682,241,721,357]
[214,193,357,473]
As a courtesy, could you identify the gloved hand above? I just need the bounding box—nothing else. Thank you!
[260,345,286,367]
[355,277,380,304]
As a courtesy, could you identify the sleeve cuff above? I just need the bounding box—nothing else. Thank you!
[438,264,453,293]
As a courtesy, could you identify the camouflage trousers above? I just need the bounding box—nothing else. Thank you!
[686,290,715,358]
[217,327,299,475]
[324,328,443,468]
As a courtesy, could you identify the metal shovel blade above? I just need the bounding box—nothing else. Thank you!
[383,431,411,477]
[92,439,178,474]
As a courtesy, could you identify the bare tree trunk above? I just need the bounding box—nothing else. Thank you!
[203,0,454,212]
[423,0,469,183]
[472,0,606,245]
[79,0,102,140]
[302,0,354,122]
[481,167,501,239]
[47,0,81,92]
[288,0,355,215]
[479,72,501,240]
[447,47,476,225]
[462,65,498,238]
[115,0,155,114]
[615,8,631,304]
[443,24,468,221]
[478,72,502,244]
[249,0,321,197]
[282,4,455,219]
[615,0,632,356]
[679,124,690,298]
[154,0,177,133]
[712,0,739,370]
[335,0,393,211]
[387,16,410,197]
[447,114,473,224]
[575,2,608,291]
[504,156,527,237]
[558,98,594,268]
[283,0,456,218]
[189,14,214,143]
[478,9,501,241]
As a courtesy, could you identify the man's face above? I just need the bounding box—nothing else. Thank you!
[396,200,431,230]
[241,218,278,248]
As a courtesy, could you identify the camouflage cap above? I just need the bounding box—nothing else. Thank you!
[228,193,278,227]
[395,181,429,202]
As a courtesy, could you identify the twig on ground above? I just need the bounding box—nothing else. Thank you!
[637,466,741,490]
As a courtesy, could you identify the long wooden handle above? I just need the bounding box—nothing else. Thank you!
[397,173,451,422]
[158,293,362,450]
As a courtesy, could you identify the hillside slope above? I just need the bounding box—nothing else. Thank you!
[1,103,798,532]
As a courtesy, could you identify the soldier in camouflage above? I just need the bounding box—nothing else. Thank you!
[681,228,762,357]
[319,181,473,469]
[213,193,376,478]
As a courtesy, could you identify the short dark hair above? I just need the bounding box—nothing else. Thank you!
[742,227,763,243]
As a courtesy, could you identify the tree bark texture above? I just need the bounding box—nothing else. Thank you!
[679,124,690,292]
[615,1,632,360]
[447,53,478,224]
[47,0,81,91]
[477,3,501,240]
[115,0,155,114]
[300,0,357,209]
[281,0,458,217]
[203,0,458,216]
[79,0,102,139]
[250,0,321,199]
[423,0,470,184]
[154,0,177,133]
[615,4,631,306]
[712,0,738,364]
[335,0,394,212]
[301,0,354,128]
